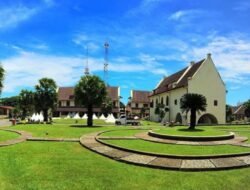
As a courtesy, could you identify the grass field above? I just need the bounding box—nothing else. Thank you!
[100,129,148,137]
[0,130,20,142]
[103,139,250,156]
[0,123,249,190]
[52,118,110,125]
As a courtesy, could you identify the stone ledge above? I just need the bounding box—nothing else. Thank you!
[148,130,235,141]
[80,131,250,171]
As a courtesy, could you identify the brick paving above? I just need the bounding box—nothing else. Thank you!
[80,132,250,171]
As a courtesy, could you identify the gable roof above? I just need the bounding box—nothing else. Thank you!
[58,86,119,101]
[232,105,246,115]
[131,90,150,103]
[150,59,204,96]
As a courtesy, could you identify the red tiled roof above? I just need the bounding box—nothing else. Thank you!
[0,106,14,110]
[58,87,75,101]
[131,90,150,103]
[56,107,120,113]
[232,105,246,115]
[58,86,119,101]
[150,59,204,96]
[107,86,119,101]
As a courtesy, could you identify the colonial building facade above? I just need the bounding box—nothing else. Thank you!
[56,86,120,117]
[126,90,150,117]
[149,54,226,124]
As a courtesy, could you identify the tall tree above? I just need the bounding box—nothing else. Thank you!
[75,75,107,126]
[226,105,233,122]
[244,100,250,118]
[0,64,5,95]
[0,96,19,107]
[18,90,34,120]
[34,78,57,122]
[180,93,207,130]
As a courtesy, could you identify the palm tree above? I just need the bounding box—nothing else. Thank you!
[75,75,107,126]
[244,100,250,118]
[34,78,57,122]
[180,93,207,130]
[0,64,5,95]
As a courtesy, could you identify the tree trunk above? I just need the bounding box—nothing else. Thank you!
[189,109,196,130]
[87,105,93,126]
[22,109,27,120]
[43,109,48,122]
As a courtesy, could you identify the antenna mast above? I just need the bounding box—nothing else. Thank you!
[104,42,109,86]
[84,46,89,75]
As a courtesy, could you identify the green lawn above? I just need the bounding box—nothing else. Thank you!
[0,141,249,190]
[103,139,250,156]
[100,129,148,137]
[152,127,230,136]
[11,124,116,138]
[53,118,110,125]
[234,131,250,143]
[0,130,20,142]
[0,123,249,189]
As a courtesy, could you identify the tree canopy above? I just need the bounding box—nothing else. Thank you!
[18,90,34,120]
[0,64,5,95]
[180,93,207,130]
[245,100,250,118]
[75,75,107,126]
[34,78,57,122]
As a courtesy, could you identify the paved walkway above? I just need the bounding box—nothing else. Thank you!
[0,119,12,128]
[27,137,79,142]
[80,132,250,171]
[135,131,248,146]
[0,129,32,147]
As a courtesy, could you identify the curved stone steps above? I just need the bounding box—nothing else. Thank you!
[80,132,250,171]
[135,132,248,146]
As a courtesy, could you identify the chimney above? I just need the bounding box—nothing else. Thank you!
[190,61,195,66]
[207,53,212,59]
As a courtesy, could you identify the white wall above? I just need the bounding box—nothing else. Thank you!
[188,56,226,124]
[149,55,226,124]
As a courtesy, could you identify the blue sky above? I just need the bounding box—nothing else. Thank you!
[0,0,250,105]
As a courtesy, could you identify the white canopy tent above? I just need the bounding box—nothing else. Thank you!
[82,114,88,119]
[105,113,116,123]
[73,113,81,119]
[99,114,106,120]
[93,113,98,120]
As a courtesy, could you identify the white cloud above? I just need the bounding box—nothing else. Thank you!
[234,2,250,11]
[0,5,38,29]
[43,0,55,7]
[188,34,250,84]
[127,0,170,16]
[1,51,168,93]
[72,34,100,52]
[168,9,205,22]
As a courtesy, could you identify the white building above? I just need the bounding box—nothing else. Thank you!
[149,54,226,124]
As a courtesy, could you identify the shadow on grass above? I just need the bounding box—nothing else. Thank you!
[177,128,205,132]
[70,125,103,128]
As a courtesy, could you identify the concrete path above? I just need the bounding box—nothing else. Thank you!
[27,137,79,142]
[0,119,12,128]
[80,132,250,171]
[0,129,32,147]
